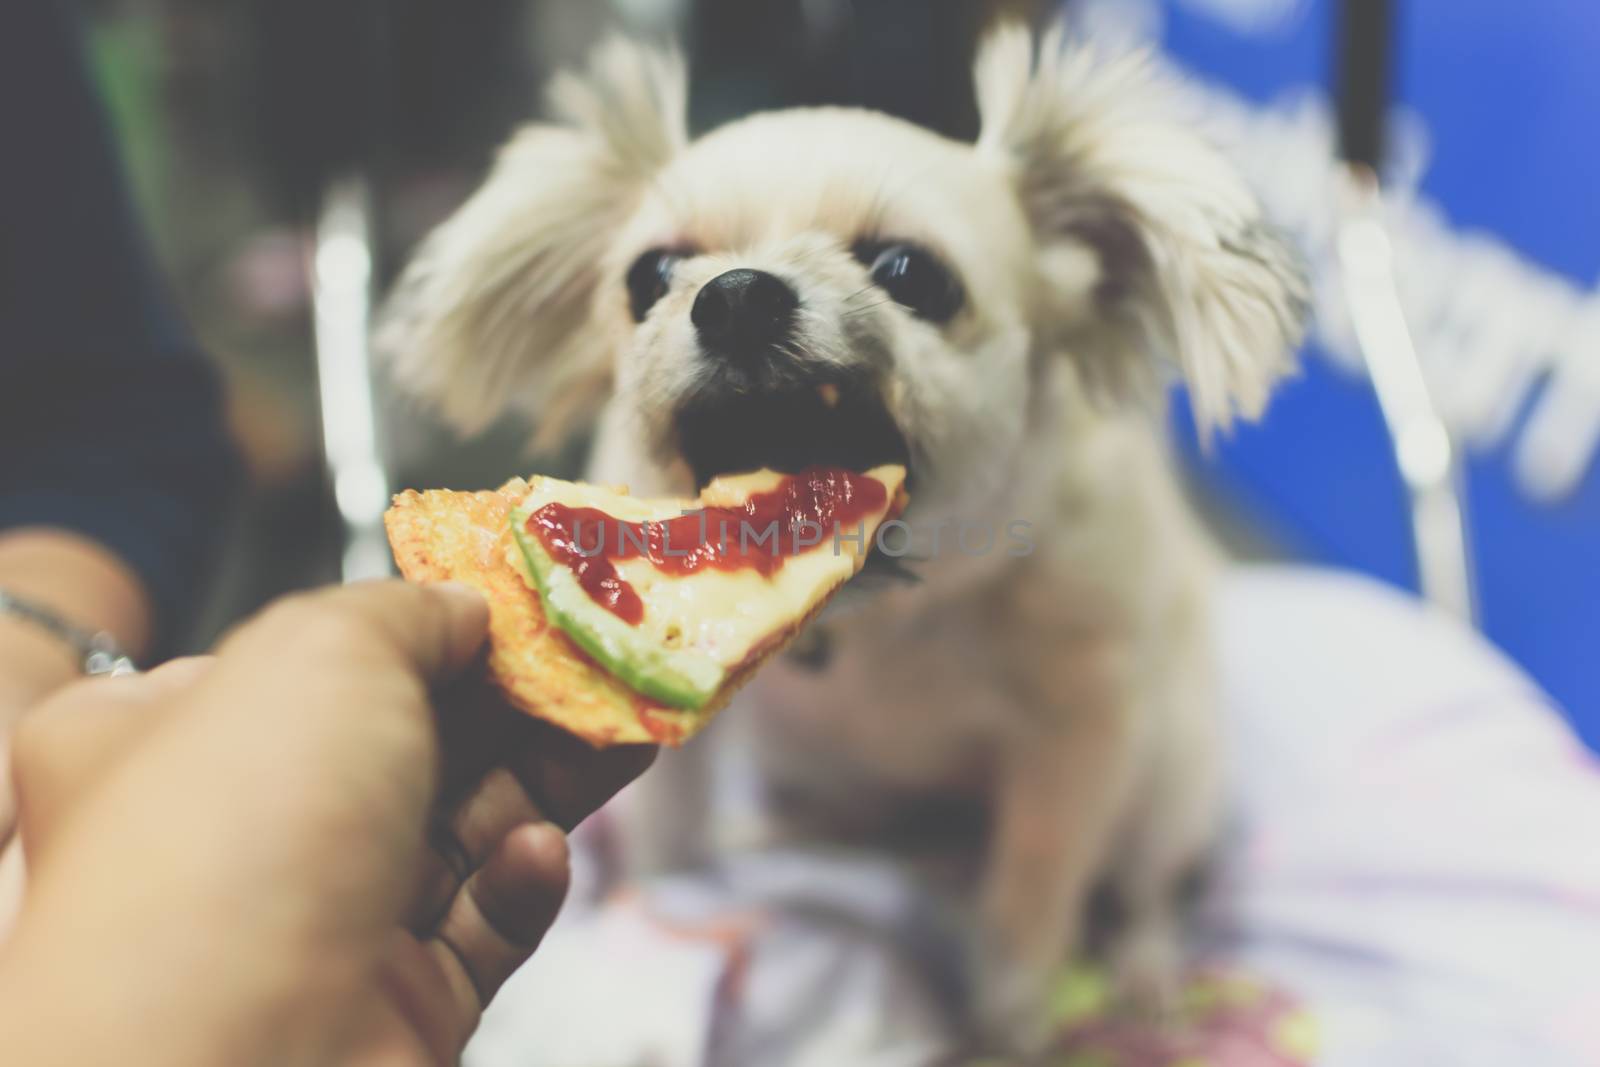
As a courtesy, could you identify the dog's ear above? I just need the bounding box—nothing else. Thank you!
[377,38,686,441]
[975,25,1308,431]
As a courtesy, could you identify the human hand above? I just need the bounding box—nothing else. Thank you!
[0,580,655,1066]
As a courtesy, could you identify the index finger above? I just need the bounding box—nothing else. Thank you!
[224,579,490,685]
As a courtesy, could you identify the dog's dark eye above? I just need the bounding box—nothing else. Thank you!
[853,241,964,324]
[626,249,683,322]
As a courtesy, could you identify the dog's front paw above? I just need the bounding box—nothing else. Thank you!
[968,940,1057,1059]
[1105,911,1184,1024]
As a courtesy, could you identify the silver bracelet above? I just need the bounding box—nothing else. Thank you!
[0,588,139,677]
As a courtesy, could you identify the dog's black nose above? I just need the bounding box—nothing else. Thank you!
[691,269,798,358]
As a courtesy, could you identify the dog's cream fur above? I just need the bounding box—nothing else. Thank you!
[381,24,1307,1047]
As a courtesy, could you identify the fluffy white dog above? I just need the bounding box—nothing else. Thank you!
[380,23,1307,1049]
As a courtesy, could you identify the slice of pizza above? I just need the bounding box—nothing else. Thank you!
[384,466,907,747]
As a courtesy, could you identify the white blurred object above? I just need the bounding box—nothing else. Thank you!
[312,176,393,582]
[1515,301,1600,503]
[1336,167,1476,622]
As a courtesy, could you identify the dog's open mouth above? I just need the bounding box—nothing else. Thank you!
[674,378,919,589]
[674,377,912,491]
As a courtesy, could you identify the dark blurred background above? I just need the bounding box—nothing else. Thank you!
[71,0,1600,746]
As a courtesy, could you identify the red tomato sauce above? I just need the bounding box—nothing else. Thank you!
[525,467,887,625]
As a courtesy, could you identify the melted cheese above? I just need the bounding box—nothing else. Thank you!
[508,466,905,708]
